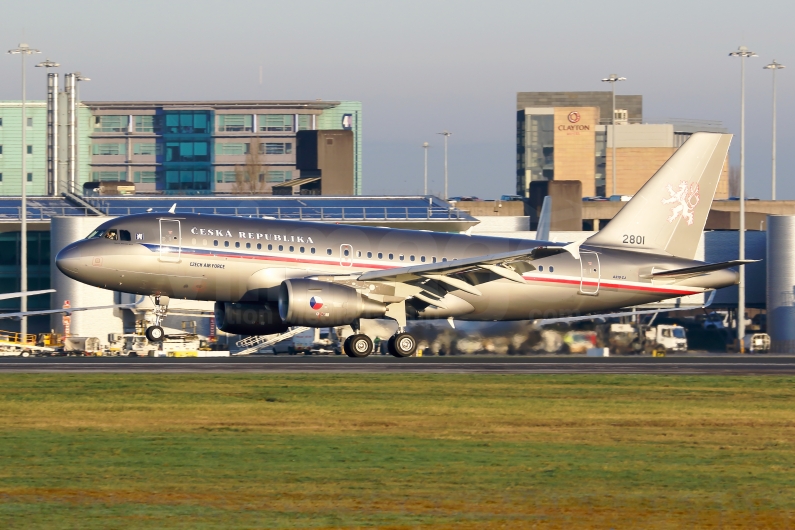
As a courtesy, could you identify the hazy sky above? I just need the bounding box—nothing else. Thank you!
[1,0,792,199]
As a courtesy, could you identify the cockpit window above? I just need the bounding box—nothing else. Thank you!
[119,230,131,241]
[104,229,118,240]
[87,230,105,239]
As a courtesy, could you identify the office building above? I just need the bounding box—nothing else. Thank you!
[516,91,729,199]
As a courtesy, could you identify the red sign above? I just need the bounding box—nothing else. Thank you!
[567,111,581,123]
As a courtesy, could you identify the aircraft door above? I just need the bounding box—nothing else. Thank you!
[159,219,181,263]
[340,244,353,267]
[579,251,600,295]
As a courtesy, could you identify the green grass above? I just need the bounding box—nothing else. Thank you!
[0,374,794,528]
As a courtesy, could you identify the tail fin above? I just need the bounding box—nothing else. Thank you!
[586,132,731,259]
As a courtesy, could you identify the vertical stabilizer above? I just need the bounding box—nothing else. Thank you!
[586,132,731,259]
[536,196,551,241]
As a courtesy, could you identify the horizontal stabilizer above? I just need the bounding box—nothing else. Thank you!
[649,259,758,279]
[0,289,55,301]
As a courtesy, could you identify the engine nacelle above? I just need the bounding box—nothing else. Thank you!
[279,279,386,327]
[214,301,289,335]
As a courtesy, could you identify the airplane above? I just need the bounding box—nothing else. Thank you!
[55,133,750,358]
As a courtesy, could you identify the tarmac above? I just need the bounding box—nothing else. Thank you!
[1,355,795,374]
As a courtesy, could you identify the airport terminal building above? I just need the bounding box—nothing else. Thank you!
[516,91,730,199]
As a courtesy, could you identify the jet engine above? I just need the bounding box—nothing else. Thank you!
[278,279,386,327]
[214,301,289,335]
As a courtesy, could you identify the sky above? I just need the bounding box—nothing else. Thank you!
[0,0,792,199]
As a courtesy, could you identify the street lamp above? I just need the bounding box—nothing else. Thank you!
[729,45,757,351]
[601,74,626,196]
[437,131,452,200]
[422,142,429,195]
[8,43,41,339]
[763,60,785,200]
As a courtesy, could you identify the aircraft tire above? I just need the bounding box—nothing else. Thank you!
[343,336,356,357]
[346,334,373,358]
[145,325,165,342]
[388,333,417,358]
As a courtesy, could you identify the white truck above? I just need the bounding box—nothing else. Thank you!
[608,323,687,355]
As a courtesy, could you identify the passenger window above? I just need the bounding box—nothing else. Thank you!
[246,242,251,249]
[549,266,554,273]
[410,255,415,262]
[268,244,272,250]
[214,240,218,247]
[256,243,261,250]
[343,249,350,257]
[367,252,372,258]
[289,246,294,252]
[224,241,229,248]
[378,252,383,259]
[399,254,404,261]
[539,266,544,272]
[442,257,447,262]
[420,256,426,262]
[327,249,332,255]
[300,247,305,253]
[357,250,362,258]
[235,242,240,248]
[279,245,284,251]
[432,257,437,263]
[120,230,131,241]
[311,248,316,254]
[389,253,394,260]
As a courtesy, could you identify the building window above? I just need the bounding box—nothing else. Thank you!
[0,173,3,182]
[0,118,3,127]
[27,173,33,182]
[165,142,209,162]
[259,114,293,132]
[297,115,312,131]
[164,112,209,134]
[133,171,157,183]
[94,115,129,133]
[0,146,3,155]
[92,171,127,182]
[165,169,209,191]
[216,143,250,156]
[134,115,158,133]
[133,143,160,156]
[265,170,292,183]
[260,142,292,155]
[26,145,33,155]
[215,171,237,183]
[217,114,252,132]
[26,118,32,127]
[92,143,126,156]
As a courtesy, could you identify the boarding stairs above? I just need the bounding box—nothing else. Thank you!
[234,326,310,356]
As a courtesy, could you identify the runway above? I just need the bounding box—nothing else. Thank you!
[1,355,795,374]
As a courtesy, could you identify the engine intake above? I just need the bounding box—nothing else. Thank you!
[279,279,386,327]
[214,301,289,335]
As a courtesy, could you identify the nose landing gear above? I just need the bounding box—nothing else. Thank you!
[144,295,170,342]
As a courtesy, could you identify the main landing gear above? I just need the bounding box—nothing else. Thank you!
[144,295,170,342]
[342,301,418,358]
[387,332,417,358]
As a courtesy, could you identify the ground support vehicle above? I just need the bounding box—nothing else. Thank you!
[0,330,60,357]
[607,323,687,355]
[743,333,770,353]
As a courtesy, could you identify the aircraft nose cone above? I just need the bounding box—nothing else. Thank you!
[55,242,86,277]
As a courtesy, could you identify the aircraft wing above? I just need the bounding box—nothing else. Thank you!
[0,289,55,301]
[357,245,569,284]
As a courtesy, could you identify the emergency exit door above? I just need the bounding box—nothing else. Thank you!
[579,251,600,295]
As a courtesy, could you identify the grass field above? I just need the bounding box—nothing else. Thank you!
[0,374,793,528]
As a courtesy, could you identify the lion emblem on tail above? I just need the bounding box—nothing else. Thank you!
[662,181,700,225]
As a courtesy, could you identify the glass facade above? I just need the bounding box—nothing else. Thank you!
[161,110,213,193]
[595,130,607,197]
[259,115,292,132]
[94,115,129,133]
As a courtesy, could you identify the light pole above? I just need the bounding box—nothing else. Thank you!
[36,60,59,197]
[437,131,451,200]
[729,45,756,351]
[601,74,626,196]
[8,43,41,339]
[764,60,785,200]
[422,142,429,195]
[73,72,90,192]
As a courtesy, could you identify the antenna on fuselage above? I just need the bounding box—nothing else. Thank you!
[168,203,176,214]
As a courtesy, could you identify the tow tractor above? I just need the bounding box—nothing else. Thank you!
[0,330,62,357]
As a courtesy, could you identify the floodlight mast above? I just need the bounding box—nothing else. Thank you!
[422,142,429,195]
[729,45,757,351]
[8,43,41,339]
[763,60,785,200]
[601,74,626,197]
[437,131,452,200]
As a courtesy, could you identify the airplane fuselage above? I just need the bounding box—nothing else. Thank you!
[56,212,732,321]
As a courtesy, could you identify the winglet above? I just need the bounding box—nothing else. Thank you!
[168,203,177,214]
[563,238,588,260]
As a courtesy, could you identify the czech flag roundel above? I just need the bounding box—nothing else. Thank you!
[309,296,324,310]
